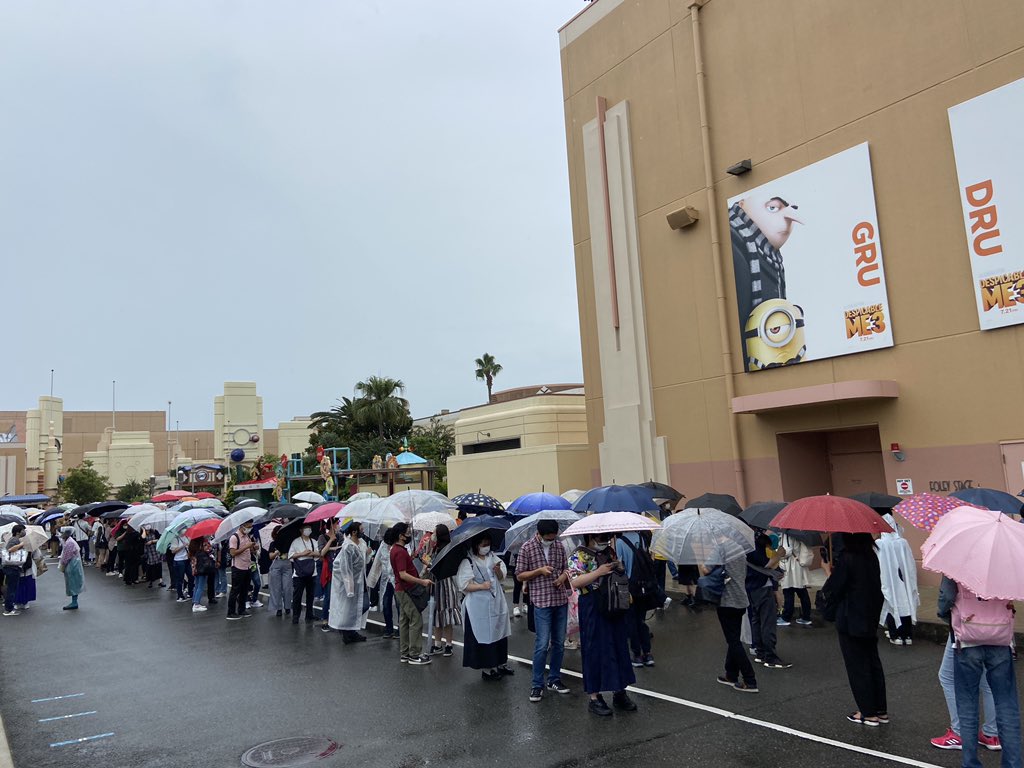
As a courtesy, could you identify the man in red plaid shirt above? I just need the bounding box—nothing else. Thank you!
[516,519,573,703]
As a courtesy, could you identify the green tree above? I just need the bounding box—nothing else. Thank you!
[474,353,503,403]
[409,418,456,466]
[309,396,357,437]
[351,376,412,439]
[61,460,113,505]
[115,480,150,503]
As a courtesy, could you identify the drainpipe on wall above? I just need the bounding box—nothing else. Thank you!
[689,0,747,505]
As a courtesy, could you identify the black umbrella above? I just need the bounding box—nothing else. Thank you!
[231,498,264,513]
[429,515,511,580]
[267,503,308,520]
[739,501,787,530]
[683,493,742,518]
[0,514,26,526]
[272,517,323,552]
[84,500,129,518]
[636,481,683,505]
[451,493,505,516]
[850,492,902,512]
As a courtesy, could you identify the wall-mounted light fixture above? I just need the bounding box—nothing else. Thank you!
[476,431,491,439]
[726,159,752,176]
[666,205,700,230]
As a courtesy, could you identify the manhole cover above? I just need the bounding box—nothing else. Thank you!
[241,736,340,767]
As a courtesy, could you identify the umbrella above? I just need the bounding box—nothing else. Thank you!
[34,512,64,527]
[264,504,308,521]
[922,506,1024,600]
[0,523,49,552]
[507,493,572,516]
[0,505,27,520]
[651,508,755,566]
[561,489,586,504]
[771,496,893,535]
[156,509,222,552]
[152,490,192,503]
[893,492,987,532]
[259,522,283,549]
[382,490,457,518]
[739,501,787,531]
[193,491,217,500]
[950,488,1023,517]
[451,492,505,516]
[412,511,457,532]
[637,481,683,505]
[681,493,742,518]
[125,504,168,530]
[562,511,661,538]
[346,492,380,502]
[850,491,903,511]
[500,509,582,554]
[231,498,264,513]
[293,491,326,504]
[572,484,660,515]
[429,515,512,580]
[86,500,129,517]
[212,507,266,544]
[305,502,345,523]
[175,499,226,512]
[185,519,221,539]
[272,517,322,552]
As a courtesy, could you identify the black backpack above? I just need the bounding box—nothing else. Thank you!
[619,536,662,611]
[599,569,632,619]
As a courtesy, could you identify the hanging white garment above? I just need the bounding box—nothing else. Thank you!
[876,513,919,624]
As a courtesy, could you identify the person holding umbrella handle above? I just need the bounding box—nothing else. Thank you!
[389,523,434,665]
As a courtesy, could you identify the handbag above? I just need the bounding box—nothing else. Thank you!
[406,583,430,613]
[293,557,316,579]
[1,548,28,567]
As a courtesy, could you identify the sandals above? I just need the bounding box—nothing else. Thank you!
[847,712,881,727]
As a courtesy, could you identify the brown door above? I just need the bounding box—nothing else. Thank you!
[1000,441,1024,496]
[829,451,888,496]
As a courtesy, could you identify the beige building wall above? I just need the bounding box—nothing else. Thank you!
[561,0,1024,501]
[277,418,313,458]
[446,393,590,500]
[214,382,265,461]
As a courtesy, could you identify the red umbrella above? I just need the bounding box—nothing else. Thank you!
[185,519,220,539]
[194,492,217,500]
[770,495,893,535]
[305,502,346,523]
[152,490,192,503]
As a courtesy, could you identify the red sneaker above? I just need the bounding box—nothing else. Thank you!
[930,729,962,750]
[978,733,1002,751]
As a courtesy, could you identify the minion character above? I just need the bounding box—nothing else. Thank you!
[744,298,807,371]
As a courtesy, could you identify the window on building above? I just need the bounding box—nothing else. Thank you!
[462,438,521,455]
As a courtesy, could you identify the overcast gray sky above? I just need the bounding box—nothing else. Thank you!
[1,0,585,428]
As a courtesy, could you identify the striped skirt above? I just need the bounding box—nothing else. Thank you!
[433,576,463,628]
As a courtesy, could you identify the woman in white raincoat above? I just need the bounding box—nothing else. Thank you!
[876,513,918,646]
[457,532,513,681]
[366,526,399,639]
[778,532,816,626]
[329,520,369,644]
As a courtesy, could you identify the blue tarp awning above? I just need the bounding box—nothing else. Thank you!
[395,451,428,466]
[0,493,51,506]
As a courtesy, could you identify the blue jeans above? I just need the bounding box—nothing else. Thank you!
[939,638,997,737]
[216,568,227,595]
[192,574,207,606]
[250,569,262,603]
[954,645,1021,768]
[321,577,332,623]
[382,582,397,633]
[531,603,568,689]
[172,560,188,600]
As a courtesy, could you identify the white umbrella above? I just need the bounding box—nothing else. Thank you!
[212,507,266,544]
[412,511,457,532]
[0,505,27,520]
[347,491,380,502]
[293,491,325,504]
[650,508,755,566]
[561,489,586,504]
[502,509,582,554]
[382,490,456,518]
[128,505,181,533]
[561,511,661,538]
[0,523,48,552]
[259,522,283,549]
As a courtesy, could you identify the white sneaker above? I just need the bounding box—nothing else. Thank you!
[215,593,225,598]
[192,604,207,612]
[513,606,522,618]
[662,597,673,610]
[251,600,263,608]
[245,602,251,609]
[176,597,189,603]
[2,611,20,616]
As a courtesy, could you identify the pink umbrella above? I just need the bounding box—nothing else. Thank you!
[922,506,1024,600]
[305,502,345,524]
[561,511,660,538]
[893,492,987,532]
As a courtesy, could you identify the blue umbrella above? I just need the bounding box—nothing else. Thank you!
[950,488,1023,516]
[429,515,511,579]
[37,512,64,527]
[506,493,571,516]
[572,484,660,515]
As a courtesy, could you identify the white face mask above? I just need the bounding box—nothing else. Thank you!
[477,546,491,556]
[541,539,554,549]
[594,542,610,552]
[301,528,312,537]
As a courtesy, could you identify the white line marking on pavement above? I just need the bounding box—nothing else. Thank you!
[38,712,97,723]
[254,592,943,767]
[31,694,84,703]
[49,733,114,748]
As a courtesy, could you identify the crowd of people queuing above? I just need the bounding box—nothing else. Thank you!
[1,504,1020,767]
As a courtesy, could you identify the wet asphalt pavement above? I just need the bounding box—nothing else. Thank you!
[2,564,1020,768]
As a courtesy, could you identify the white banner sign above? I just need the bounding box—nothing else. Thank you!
[948,77,1024,330]
[727,143,894,372]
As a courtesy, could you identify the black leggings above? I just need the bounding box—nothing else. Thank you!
[292,575,315,621]
[837,631,887,716]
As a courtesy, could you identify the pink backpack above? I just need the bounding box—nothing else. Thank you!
[952,584,1015,647]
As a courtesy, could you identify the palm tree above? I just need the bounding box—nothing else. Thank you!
[474,353,503,403]
[352,376,410,439]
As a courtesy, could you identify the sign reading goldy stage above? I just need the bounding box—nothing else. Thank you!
[948,76,1024,331]
[728,143,894,372]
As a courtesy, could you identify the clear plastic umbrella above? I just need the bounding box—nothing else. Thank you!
[412,511,457,532]
[560,489,586,504]
[361,491,457,540]
[502,510,582,554]
[347,492,380,502]
[156,509,222,552]
[651,508,755,566]
[212,507,267,544]
[127,504,174,531]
